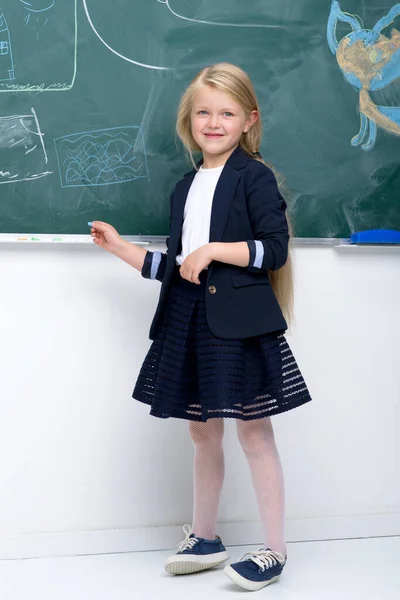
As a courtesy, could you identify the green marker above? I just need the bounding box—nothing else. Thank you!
[31,237,40,241]
[52,238,63,242]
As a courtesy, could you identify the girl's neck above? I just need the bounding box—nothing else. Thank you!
[202,157,226,169]
[201,145,239,169]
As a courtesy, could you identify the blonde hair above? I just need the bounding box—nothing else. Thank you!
[176,63,294,326]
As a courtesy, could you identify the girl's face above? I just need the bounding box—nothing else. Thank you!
[191,84,258,168]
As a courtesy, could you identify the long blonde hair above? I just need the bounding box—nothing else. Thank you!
[176,63,294,326]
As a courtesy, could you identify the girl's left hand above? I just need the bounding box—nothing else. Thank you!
[180,244,214,284]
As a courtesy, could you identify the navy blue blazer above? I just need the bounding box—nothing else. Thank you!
[141,146,289,340]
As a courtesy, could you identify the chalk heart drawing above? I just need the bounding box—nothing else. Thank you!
[53,126,150,188]
[327,1,400,150]
[0,0,77,92]
[0,107,52,184]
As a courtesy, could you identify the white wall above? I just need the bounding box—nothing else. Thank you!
[0,243,399,559]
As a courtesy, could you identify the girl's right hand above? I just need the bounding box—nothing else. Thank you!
[90,221,125,253]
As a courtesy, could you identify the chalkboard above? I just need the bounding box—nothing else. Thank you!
[0,0,399,238]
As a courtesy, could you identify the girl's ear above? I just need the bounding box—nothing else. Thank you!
[244,110,259,133]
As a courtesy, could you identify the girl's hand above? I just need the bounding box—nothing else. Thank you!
[90,221,125,254]
[180,244,214,284]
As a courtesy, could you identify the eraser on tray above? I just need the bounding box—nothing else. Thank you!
[350,229,400,244]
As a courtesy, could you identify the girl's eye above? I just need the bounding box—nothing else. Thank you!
[198,110,208,115]
[223,112,234,117]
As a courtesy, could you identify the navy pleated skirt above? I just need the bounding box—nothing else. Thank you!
[133,267,312,422]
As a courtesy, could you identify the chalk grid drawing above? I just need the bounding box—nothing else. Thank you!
[328,1,400,150]
[53,126,150,188]
[0,0,77,92]
[0,107,52,184]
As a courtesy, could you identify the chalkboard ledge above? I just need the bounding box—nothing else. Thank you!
[2,235,399,248]
[0,235,349,246]
[333,243,400,251]
[0,235,149,245]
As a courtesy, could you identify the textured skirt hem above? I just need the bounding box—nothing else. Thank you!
[132,390,313,422]
[132,269,313,423]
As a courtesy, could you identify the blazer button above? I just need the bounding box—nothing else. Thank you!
[208,285,217,295]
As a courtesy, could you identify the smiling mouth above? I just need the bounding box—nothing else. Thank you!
[204,133,224,138]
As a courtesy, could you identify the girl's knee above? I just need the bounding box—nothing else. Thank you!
[236,418,274,455]
[189,418,224,446]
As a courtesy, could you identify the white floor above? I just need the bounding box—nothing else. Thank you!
[0,536,398,600]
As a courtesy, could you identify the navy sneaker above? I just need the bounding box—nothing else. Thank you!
[164,524,229,575]
[224,548,287,591]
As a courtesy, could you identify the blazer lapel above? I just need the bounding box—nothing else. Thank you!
[169,147,249,253]
[209,146,249,242]
[168,169,196,258]
[209,165,241,242]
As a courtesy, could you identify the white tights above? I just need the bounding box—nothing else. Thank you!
[189,417,286,556]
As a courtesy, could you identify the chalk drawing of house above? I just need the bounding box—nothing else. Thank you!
[0,14,15,81]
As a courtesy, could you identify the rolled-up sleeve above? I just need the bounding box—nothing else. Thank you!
[141,190,173,283]
[245,165,289,272]
[141,246,168,282]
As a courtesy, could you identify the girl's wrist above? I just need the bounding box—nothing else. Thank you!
[208,242,219,261]
[111,237,130,256]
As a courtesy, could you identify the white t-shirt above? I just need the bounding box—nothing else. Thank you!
[175,165,224,267]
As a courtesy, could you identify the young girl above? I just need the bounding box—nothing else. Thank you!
[89,63,312,592]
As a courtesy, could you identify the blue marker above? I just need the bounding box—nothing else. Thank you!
[88,221,93,227]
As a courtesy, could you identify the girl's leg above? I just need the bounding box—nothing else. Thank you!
[189,418,225,540]
[236,417,287,556]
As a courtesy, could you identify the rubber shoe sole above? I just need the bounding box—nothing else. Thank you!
[224,564,281,591]
[165,550,229,575]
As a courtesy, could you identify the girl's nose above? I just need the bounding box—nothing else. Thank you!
[208,114,220,128]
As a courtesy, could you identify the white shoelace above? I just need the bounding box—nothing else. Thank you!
[176,524,199,552]
[240,549,286,572]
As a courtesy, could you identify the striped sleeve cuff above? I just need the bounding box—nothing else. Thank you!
[246,240,265,272]
[141,251,163,280]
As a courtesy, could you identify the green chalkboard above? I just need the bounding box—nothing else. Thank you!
[0,0,399,237]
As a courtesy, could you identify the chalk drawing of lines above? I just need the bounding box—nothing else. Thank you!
[21,1,55,37]
[83,0,285,72]
[0,0,77,93]
[53,127,150,188]
[82,0,169,71]
[0,107,52,185]
[157,0,283,29]
[0,13,15,82]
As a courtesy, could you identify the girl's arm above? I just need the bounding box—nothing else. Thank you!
[140,189,175,282]
[140,238,169,282]
[180,166,288,283]
[206,165,288,271]
[91,190,175,283]
[242,164,289,272]
[208,241,249,267]
[90,221,147,271]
